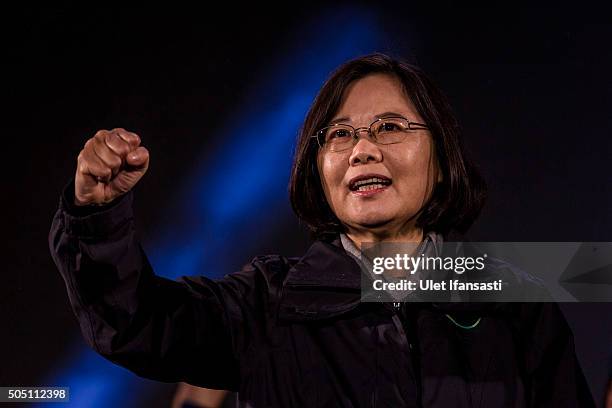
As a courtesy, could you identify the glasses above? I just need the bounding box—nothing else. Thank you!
[311,116,429,153]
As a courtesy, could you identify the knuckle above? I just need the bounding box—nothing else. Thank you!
[104,131,117,145]
[118,142,130,156]
[109,137,130,156]
[78,161,88,174]
[84,138,96,152]
[110,155,122,168]
[122,148,131,159]
[118,128,140,145]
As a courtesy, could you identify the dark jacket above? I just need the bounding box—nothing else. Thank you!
[49,184,595,407]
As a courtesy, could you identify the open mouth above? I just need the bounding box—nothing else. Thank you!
[349,175,392,192]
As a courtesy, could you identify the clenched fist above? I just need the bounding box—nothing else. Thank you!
[74,128,149,206]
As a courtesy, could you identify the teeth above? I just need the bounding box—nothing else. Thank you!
[357,183,386,191]
[354,177,388,187]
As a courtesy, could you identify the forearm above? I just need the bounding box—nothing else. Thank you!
[48,181,238,387]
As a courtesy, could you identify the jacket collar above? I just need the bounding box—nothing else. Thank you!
[282,230,444,289]
[276,233,506,322]
[283,236,362,289]
[277,236,366,322]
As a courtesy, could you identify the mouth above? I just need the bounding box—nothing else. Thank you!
[348,174,392,193]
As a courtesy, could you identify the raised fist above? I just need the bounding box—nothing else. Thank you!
[74,128,149,206]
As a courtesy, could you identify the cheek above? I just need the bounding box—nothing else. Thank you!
[391,142,436,195]
[319,154,347,202]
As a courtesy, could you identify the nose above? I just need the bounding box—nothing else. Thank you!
[348,129,383,166]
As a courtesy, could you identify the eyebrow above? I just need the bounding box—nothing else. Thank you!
[328,111,407,125]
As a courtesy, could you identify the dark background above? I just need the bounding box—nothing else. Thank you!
[2,4,611,407]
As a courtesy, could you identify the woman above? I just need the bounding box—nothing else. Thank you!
[49,54,594,407]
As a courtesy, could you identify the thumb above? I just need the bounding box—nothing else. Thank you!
[125,146,150,169]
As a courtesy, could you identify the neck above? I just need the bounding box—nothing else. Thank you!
[345,225,424,249]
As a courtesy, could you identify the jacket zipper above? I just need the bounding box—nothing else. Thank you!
[388,303,423,408]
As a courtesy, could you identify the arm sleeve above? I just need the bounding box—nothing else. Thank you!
[48,180,241,390]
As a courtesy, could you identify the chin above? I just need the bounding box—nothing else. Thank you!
[348,213,396,230]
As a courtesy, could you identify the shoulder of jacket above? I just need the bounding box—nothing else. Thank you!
[248,254,301,276]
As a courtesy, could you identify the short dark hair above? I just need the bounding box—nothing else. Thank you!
[289,53,486,239]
